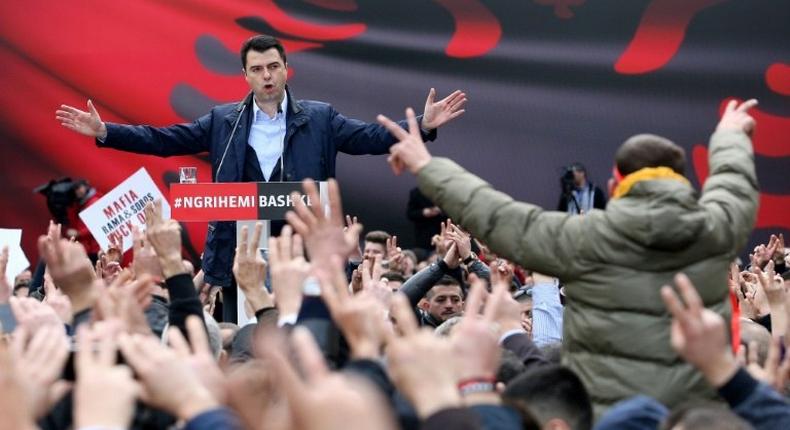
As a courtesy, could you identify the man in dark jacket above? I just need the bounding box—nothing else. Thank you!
[556,162,607,214]
[56,34,466,316]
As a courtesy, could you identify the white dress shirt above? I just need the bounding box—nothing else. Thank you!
[249,94,288,181]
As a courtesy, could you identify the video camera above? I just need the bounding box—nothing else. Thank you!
[34,178,82,225]
[560,163,584,194]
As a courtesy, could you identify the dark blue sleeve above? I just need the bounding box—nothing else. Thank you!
[501,333,547,368]
[99,111,213,157]
[184,407,243,430]
[593,395,668,430]
[469,404,522,430]
[422,407,482,430]
[718,367,790,430]
[331,108,437,156]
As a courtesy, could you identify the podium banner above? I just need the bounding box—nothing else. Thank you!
[170,182,325,221]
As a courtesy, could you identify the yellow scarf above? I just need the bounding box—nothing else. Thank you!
[612,167,690,199]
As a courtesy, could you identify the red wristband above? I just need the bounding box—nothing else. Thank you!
[457,376,496,396]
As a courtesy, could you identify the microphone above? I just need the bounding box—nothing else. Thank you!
[215,91,253,181]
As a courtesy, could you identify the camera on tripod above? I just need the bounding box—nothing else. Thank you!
[560,163,584,194]
[33,178,84,225]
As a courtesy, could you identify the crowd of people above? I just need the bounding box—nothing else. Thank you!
[2,33,785,430]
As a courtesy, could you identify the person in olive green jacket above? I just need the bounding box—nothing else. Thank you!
[376,100,759,417]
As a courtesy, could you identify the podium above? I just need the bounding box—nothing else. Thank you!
[170,181,328,325]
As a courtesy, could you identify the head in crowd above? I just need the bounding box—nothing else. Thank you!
[567,162,588,188]
[401,249,418,277]
[218,322,240,352]
[738,318,771,366]
[434,315,463,337]
[660,401,752,430]
[420,275,464,323]
[13,279,30,298]
[496,349,526,392]
[364,230,390,260]
[239,35,288,106]
[504,365,593,430]
[614,134,686,176]
[382,271,406,291]
[13,269,32,285]
[203,312,223,359]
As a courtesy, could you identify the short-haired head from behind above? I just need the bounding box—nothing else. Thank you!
[503,364,592,430]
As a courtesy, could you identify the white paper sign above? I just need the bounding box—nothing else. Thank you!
[79,168,170,252]
[0,228,30,286]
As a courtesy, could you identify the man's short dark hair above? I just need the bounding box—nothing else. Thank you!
[240,35,286,70]
[382,271,405,284]
[504,365,592,430]
[661,401,751,430]
[615,133,686,176]
[426,275,462,299]
[364,230,391,246]
[497,349,526,385]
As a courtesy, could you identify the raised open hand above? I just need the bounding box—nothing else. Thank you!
[738,338,790,395]
[319,256,391,359]
[386,294,461,418]
[37,236,96,299]
[42,281,73,325]
[262,327,397,430]
[285,179,361,268]
[166,316,227,403]
[132,225,163,280]
[10,324,70,419]
[421,88,467,130]
[93,270,153,335]
[10,297,64,333]
[0,341,38,430]
[268,225,310,316]
[56,100,107,138]
[144,200,185,278]
[74,321,140,429]
[451,281,501,386]
[233,223,273,312]
[661,273,737,387]
[119,315,221,421]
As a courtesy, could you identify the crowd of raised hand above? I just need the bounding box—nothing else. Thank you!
[1,174,788,430]
[1,99,789,430]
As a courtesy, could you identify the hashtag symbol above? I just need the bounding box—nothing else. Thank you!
[174,198,182,208]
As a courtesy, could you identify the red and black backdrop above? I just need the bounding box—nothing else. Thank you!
[1,0,788,262]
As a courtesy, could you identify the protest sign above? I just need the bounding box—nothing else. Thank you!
[0,229,29,286]
[79,168,170,252]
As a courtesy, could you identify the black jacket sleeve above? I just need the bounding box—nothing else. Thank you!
[501,333,547,368]
[422,408,482,430]
[718,367,790,430]
[593,185,607,209]
[165,273,204,334]
[401,261,450,308]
